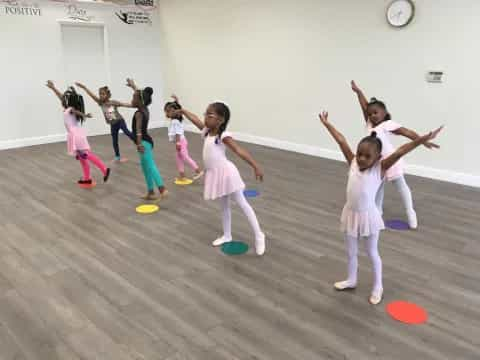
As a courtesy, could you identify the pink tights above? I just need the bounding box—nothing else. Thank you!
[176,137,199,174]
[77,151,107,180]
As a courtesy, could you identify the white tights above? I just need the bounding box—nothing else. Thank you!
[375,175,414,215]
[345,232,383,293]
[221,190,263,241]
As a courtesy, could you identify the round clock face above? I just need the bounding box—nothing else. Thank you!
[387,0,415,28]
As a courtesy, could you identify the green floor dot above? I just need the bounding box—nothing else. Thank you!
[221,241,249,255]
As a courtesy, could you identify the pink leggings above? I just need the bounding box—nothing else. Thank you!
[77,151,107,180]
[176,138,199,174]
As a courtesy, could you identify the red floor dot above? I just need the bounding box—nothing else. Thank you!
[78,181,97,189]
[386,301,428,324]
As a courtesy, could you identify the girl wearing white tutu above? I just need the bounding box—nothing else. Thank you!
[319,110,442,304]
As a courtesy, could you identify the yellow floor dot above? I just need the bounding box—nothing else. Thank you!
[136,204,159,214]
[174,178,193,185]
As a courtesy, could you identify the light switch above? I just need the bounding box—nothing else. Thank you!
[426,71,444,83]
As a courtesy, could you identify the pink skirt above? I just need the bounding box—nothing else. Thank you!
[341,205,385,237]
[204,161,245,200]
[67,127,90,155]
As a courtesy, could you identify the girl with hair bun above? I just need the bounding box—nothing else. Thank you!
[319,110,442,305]
[127,78,167,200]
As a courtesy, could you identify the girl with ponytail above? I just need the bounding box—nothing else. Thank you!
[46,80,110,185]
[165,96,203,182]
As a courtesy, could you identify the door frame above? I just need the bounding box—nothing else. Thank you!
[57,20,111,86]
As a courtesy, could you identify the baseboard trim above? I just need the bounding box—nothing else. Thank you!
[0,120,167,151]
[183,124,480,188]
[3,123,478,188]
[0,134,66,150]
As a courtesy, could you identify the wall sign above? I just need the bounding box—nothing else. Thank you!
[115,9,151,25]
[65,3,93,21]
[2,0,41,16]
[135,0,153,7]
[134,0,156,11]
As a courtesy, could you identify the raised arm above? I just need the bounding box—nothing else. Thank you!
[319,111,354,164]
[382,126,444,172]
[223,137,263,181]
[351,80,369,122]
[46,80,64,106]
[392,126,440,149]
[126,78,139,91]
[75,82,101,105]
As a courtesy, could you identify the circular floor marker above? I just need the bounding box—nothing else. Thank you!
[386,301,428,324]
[78,181,97,189]
[386,219,410,230]
[136,204,159,214]
[221,241,249,255]
[174,178,193,186]
[244,189,259,198]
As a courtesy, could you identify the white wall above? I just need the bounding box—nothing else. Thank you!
[157,0,480,187]
[0,0,166,149]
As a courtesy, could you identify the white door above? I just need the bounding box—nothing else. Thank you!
[61,24,108,136]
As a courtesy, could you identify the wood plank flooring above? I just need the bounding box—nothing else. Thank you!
[0,128,479,359]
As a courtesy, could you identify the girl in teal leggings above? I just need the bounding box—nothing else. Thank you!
[127,78,168,200]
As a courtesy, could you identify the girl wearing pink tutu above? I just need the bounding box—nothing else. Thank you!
[174,98,266,255]
[319,110,442,305]
[46,81,110,185]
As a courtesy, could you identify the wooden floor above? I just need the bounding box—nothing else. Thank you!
[0,128,479,360]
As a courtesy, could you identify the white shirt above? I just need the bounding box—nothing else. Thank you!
[345,158,383,212]
[168,119,185,142]
[366,120,404,181]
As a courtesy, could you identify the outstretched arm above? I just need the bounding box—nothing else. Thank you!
[71,109,92,120]
[223,137,263,181]
[382,126,444,172]
[177,108,205,130]
[392,126,440,149]
[75,82,101,105]
[110,100,134,108]
[351,80,369,122]
[46,80,64,107]
[319,111,355,165]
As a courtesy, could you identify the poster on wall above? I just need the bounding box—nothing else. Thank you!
[115,8,151,25]
[1,0,41,16]
[45,0,154,24]
[114,0,154,25]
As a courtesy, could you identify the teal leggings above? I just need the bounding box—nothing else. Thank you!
[138,141,164,191]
